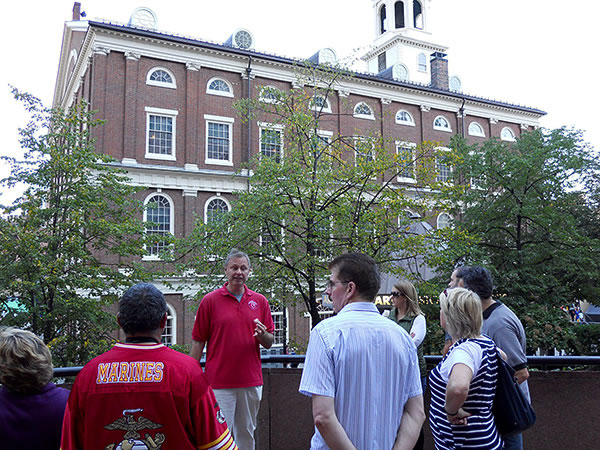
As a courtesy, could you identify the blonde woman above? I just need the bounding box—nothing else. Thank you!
[428,288,502,449]
[0,327,69,450]
[388,280,427,450]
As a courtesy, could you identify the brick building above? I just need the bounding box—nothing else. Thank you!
[52,1,545,350]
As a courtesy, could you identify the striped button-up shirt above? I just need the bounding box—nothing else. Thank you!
[299,301,422,449]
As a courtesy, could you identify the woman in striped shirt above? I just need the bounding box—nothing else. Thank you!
[429,288,502,449]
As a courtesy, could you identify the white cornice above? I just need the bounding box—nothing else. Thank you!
[108,162,249,193]
[361,34,447,61]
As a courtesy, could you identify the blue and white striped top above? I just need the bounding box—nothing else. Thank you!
[299,302,422,450]
[429,336,502,449]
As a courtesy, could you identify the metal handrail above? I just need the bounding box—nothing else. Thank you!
[53,354,600,377]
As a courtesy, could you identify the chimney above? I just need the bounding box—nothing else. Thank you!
[73,2,81,21]
[430,52,449,90]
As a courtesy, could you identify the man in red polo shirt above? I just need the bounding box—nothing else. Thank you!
[191,249,274,450]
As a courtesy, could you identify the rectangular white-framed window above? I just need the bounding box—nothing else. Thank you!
[258,122,284,162]
[396,141,417,183]
[435,146,452,183]
[353,136,376,166]
[204,114,234,166]
[145,107,178,161]
[270,304,288,348]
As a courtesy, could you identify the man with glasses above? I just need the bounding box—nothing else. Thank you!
[299,252,425,449]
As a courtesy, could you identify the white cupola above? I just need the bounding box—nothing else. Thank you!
[362,0,447,85]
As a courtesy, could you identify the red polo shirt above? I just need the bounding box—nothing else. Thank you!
[192,283,275,389]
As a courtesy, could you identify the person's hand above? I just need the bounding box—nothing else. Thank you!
[253,318,266,338]
[447,408,471,425]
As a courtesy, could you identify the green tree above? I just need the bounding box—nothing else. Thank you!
[440,129,600,353]
[175,64,462,326]
[0,90,150,366]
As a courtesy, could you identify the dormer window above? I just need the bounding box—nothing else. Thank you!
[207,77,234,97]
[146,68,176,89]
[354,102,375,120]
[433,115,452,132]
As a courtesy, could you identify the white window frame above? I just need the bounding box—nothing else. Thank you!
[259,85,282,104]
[310,95,332,113]
[395,109,415,126]
[435,146,452,183]
[204,114,234,166]
[396,141,417,183]
[146,67,177,89]
[204,195,231,224]
[161,303,177,345]
[433,115,452,132]
[501,127,516,142]
[468,121,485,137]
[258,122,285,162]
[145,107,178,161]
[437,212,453,229]
[418,52,428,72]
[353,136,376,166]
[143,192,175,260]
[270,304,288,348]
[206,77,234,97]
[353,102,375,120]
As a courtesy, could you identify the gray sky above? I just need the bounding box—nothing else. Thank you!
[2,0,598,203]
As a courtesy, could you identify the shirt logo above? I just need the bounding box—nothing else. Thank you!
[248,300,258,310]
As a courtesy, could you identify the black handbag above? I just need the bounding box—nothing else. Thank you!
[492,351,536,435]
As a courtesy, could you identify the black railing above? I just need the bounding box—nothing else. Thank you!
[53,354,600,378]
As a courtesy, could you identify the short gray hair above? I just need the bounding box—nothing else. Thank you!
[224,248,250,268]
[0,327,54,393]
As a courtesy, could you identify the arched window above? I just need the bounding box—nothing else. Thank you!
[310,95,332,113]
[144,193,173,258]
[207,77,233,97]
[353,102,375,120]
[433,115,452,132]
[417,52,427,72]
[395,110,415,126]
[501,127,516,141]
[205,196,230,224]
[161,303,177,345]
[394,1,405,28]
[259,86,282,104]
[379,4,387,34]
[146,67,176,88]
[468,122,485,137]
[437,212,452,229]
[413,0,423,29]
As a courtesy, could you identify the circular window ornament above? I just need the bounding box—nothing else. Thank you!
[234,30,253,49]
[449,76,462,92]
[392,63,409,81]
[129,7,158,29]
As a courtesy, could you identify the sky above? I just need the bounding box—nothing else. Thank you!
[1,0,598,204]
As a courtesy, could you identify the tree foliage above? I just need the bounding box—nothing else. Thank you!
[439,129,600,353]
[0,90,150,366]
[175,64,462,326]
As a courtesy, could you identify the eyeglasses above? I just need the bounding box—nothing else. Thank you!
[327,279,348,289]
[390,291,403,298]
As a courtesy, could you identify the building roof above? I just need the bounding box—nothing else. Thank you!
[88,20,546,117]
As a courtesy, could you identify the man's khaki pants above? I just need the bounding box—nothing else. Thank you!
[213,385,263,450]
